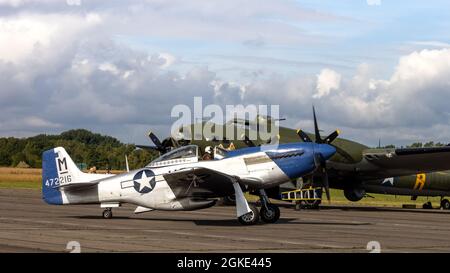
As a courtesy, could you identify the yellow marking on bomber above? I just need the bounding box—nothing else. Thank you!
[413,173,426,190]
[228,142,236,151]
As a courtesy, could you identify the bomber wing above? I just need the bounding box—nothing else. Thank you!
[336,146,450,180]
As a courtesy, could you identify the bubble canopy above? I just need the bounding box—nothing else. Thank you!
[150,145,199,164]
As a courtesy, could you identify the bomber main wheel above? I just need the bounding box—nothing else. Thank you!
[238,204,260,225]
[441,199,450,210]
[260,204,280,223]
[423,201,433,209]
[102,209,113,219]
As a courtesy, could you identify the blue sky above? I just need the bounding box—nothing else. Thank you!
[0,0,450,146]
[117,0,450,80]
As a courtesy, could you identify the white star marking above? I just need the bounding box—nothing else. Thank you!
[135,171,154,192]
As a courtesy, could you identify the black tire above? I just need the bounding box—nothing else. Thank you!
[103,209,112,219]
[441,199,450,210]
[260,204,281,223]
[238,204,260,225]
[423,202,432,209]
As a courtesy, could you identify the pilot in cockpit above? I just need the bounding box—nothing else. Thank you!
[202,146,213,161]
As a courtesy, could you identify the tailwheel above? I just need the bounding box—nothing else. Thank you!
[441,199,450,210]
[238,204,260,225]
[102,208,113,219]
[260,204,280,223]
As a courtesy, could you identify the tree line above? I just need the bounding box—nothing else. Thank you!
[1,128,448,169]
[0,129,157,170]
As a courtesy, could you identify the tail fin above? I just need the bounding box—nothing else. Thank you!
[42,147,107,205]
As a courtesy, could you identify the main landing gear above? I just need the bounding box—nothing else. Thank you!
[441,198,450,210]
[236,189,281,225]
[258,189,280,223]
[422,198,450,210]
[102,208,113,219]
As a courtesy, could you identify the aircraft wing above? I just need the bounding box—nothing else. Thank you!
[162,167,237,198]
[351,146,450,179]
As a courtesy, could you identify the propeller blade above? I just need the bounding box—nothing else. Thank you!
[312,106,322,144]
[297,129,312,142]
[323,130,339,144]
[322,168,331,202]
[148,131,163,148]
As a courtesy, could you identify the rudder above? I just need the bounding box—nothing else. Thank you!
[42,147,84,205]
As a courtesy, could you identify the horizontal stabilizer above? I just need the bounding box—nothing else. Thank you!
[53,181,101,191]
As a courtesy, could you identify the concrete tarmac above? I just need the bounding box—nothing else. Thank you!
[0,189,450,253]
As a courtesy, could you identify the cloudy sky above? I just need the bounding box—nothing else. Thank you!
[1,0,450,146]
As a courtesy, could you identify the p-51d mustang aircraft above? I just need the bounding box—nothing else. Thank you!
[42,140,336,225]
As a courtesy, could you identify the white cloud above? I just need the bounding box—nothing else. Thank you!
[23,116,61,128]
[98,62,120,75]
[0,0,24,7]
[66,0,81,6]
[0,13,102,64]
[313,68,341,98]
[409,41,450,48]
[366,0,381,6]
[0,3,449,146]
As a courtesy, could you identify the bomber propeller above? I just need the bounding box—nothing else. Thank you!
[135,131,179,154]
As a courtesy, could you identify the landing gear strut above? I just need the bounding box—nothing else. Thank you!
[102,208,113,219]
[258,189,280,223]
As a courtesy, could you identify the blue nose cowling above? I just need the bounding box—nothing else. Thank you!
[317,144,336,160]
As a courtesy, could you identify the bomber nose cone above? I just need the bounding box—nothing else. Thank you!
[318,144,336,160]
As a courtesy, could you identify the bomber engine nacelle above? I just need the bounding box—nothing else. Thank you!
[343,186,365,202]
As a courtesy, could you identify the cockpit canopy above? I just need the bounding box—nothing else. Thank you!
[147,145,199,167]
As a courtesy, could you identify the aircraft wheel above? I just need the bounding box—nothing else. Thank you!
[238,204,259,225]
[260,204,280,223]
[102,209,113,219]
[441,199,450,210]
[422,201,433,209]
